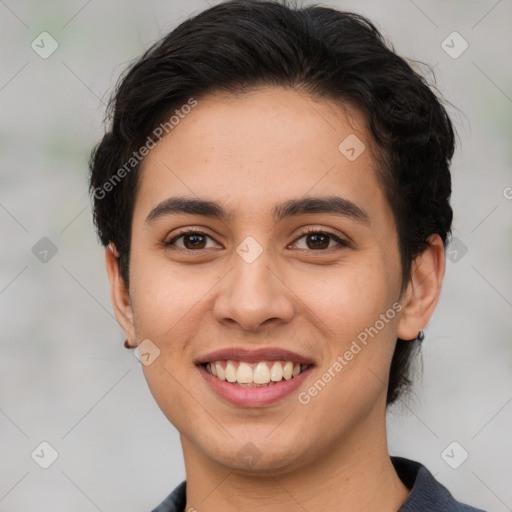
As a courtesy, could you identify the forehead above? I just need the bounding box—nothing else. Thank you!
[133,86,392,228]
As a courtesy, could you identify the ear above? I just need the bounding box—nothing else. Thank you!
[397,234,446,340]
[105,243,136,347]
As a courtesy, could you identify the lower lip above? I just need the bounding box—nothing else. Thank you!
[198,364,313,407]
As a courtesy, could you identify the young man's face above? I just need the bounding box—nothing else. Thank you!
[109,87,417,473]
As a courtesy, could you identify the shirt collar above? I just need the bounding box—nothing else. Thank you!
[392,456,484,511]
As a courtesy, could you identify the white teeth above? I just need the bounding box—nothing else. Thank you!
[215,362,225,380]
[225,361,237,382]
[205,359,308,386]
[253,362,270,384]
[270,361,283,381]
[283,361,293,380]
[236,362,253,384]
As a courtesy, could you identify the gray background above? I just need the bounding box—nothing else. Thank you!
[1,0,511,510]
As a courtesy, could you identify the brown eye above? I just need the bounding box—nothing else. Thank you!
[182,233,207,249]
[165,230,217,250]
[305,233,330,250]
[292,229,349,251]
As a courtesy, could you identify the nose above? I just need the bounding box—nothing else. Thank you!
[212,248,295,333]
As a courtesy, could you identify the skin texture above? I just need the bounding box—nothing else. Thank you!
[105,87,445,511]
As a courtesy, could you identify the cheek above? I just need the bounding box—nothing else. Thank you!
[131,263,213,430]
[129,257,211,340]
[294,267,399,434]
[140,362,209,440]
[296,255,399,340]
[296,256,401,399]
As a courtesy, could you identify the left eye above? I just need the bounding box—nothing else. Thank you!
[291,231,346,250]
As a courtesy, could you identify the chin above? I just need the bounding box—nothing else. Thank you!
[202,433,312,475]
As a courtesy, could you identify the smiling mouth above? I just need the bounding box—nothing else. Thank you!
[202,360,310,387]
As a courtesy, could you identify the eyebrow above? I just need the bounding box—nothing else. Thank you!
[145,195,370,226]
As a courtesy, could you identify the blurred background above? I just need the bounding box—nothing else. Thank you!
[0,0,511,510]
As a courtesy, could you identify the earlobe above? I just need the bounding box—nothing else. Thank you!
[105,243,136,346]
[396,234,446,341]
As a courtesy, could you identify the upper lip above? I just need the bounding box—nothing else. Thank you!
[195,347,316,366]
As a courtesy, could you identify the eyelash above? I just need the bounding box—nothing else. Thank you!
[163,227,350,251]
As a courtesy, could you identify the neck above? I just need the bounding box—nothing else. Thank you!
[180,407,410,512]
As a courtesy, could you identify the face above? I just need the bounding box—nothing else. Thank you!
[109,86,426,474]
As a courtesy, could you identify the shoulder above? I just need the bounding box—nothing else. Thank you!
[391,456,487,512]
